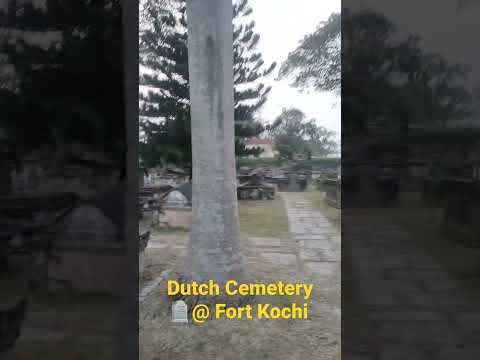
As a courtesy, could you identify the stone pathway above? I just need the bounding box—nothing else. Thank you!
[283,192,340,276]
[139,192,341,360]
[240,193,341,312]
[343,212,480,360]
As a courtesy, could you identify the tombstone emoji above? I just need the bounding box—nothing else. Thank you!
[172,300,188,323]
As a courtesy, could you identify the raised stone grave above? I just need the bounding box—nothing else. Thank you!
[1,188,126,295]
[319,175,341,208]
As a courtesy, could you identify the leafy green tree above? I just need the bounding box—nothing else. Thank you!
[279,12,340,93]
[280,10,472,137]
[304,122,338,158]
[269,108,337,160]
[0,0,125,170]
[139,0,190,168]
[139,0,276,168]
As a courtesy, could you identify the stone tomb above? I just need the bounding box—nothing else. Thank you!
[159,182,193,229]
[4,190,126,295]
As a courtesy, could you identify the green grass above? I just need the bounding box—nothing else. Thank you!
[238,196,290,238]
[150,196,291,239]
[236,157,340,168]
[236,157,285,167]
[305,186,341,232]
[151,225,189,236]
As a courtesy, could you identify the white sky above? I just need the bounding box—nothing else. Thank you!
[249,0,341,134]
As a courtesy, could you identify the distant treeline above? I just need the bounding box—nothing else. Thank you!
[236,157,340,169]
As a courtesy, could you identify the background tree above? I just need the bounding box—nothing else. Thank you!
[269,107,338,160]
[0,0,125,171]
[304,122,338,158]
[139,0,276,168]
[280,10,472,137]
[139,0,190,168]
[278,12,340,93]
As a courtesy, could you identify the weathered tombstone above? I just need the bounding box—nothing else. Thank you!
[171,300,189,323]
[186,0,244,283]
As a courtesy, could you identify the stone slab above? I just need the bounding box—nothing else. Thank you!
[303,261,338,276]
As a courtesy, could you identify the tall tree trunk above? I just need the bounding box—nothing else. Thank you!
[186,0,244,284]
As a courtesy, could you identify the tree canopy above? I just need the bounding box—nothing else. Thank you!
[278,12,340,93]
[268,107,338,160]
[342,9,471,135]
[139,0,276,168]
[279,10,472,137]
[0,0,125,170]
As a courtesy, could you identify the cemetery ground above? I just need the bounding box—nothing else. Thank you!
[140,192,341,360]
[0,274,120,359]
[341,194,480,358]
[374,206,480,302]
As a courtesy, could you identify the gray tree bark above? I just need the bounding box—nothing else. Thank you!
[186,0,244,284]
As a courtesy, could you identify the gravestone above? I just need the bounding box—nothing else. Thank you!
[171,300,188,323]
[186,0,244,283]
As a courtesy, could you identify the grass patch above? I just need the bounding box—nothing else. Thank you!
[236,157,340,168]
[0,274,119,360]
[239,196,290,238]
[305,187,340,232]
[152,226,189,236]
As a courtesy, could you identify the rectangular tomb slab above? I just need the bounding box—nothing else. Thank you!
[261,252,298,267]
[299,239,332,250]
[249,237,295,249]
[295,234,330,240]
[303,261,338,276]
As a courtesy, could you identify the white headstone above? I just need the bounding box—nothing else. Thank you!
[172,300,188,323]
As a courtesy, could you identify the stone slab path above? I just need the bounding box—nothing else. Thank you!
[280,191,341,324]
[283,192,340,273]
[139,192,341,360]
[343,211,480,360]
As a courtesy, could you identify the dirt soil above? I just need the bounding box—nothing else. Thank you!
[1,275,120,360]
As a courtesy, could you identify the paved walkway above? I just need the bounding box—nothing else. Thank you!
[283,192,340,276]
[344,211,480,360]
[140,192,341,360]
[243,192,341,357]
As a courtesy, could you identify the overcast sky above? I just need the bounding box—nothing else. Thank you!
[249,0,341,135]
